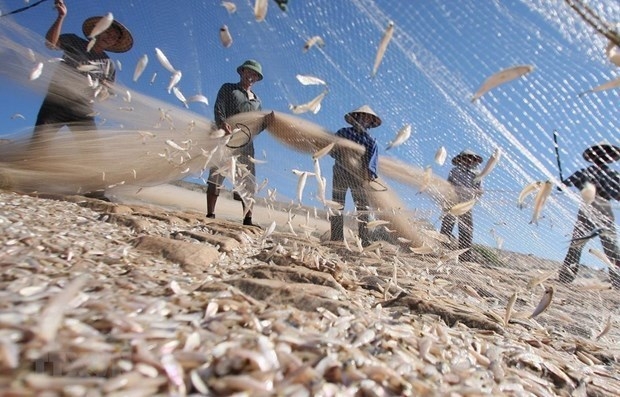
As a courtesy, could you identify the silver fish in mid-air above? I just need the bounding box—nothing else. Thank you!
[187,94,209,106]
[312,142,335,160]
[219,25,233,48]
[167,70,182,93]
[471,65,534,102]
[254,0,268,22]
[296,74,327,86]
[386,124,411,150]
[579,76,620,96]
[448,198,477,216]
[474,147,501,183]
[289,90,327,114]
[155,47,177,73]
[88,12,114,38]
[434,146,447,166]
[606,41,620,67]
[529,180,552,225]
[303,36,325,52]
[29,62,43,80]
[221,1,237,14]
[371,21,394,77]
[517,181,542,209]
[529,286,554,319]
[133,54,148,82]
[580,182,596,205]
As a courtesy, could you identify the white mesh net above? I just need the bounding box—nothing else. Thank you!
[0,0,619,339]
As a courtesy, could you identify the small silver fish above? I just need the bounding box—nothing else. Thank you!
[29,62,44,80]
[386,124,411,150]
[133,54,148,82]
[588,247,614,268]
[529,180,552,225]
[167,70,182,93]
[221,1,237,13]
[517,181,542,209]
[312,142,335,160]
[155,47,177,73]
[471,65,534,102]
[434,146,447,166]
[289,90,327,114]
[580,182,596,205]
[595,315,613,340]
[579,76,620,97]
[372,21,394,77]
[254,0,268,22]
[448,198,477,216]
[303,35,325,52]
[296,74,327,86]
[504,291,518,326]
[529,286,554,319]
[295,171,310,203]
[474,147,501,183]
[172,87,188,108]
[187,94,209,105]
[88,12,114,38]
[219,25,233,48]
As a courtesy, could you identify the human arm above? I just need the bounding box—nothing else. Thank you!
[366,139,379,180]
[45,0,67,50]
[213,84,232,134]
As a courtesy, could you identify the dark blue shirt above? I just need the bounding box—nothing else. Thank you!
[214,82,261,129]
[565,164,620,201]
[333,126,378,179]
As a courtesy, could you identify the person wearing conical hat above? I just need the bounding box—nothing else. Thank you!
[206,59,271,227]
[558,141,620,288]
[31,0,133,144]
[329,105,381,247]
[439,149,485,262]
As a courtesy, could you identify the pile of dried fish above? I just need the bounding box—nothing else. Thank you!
[1,190,619,396]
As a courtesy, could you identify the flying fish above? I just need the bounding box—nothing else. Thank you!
[88,13,114,38]
[434,146,447,166]
[371,21,394,77]
[167,70,182,93]
[385,123,411,150]
[221,1,237,14]
[303,36,325,52]
[133,54,148,82]
[448,198,477,216]
[474,147,501,183]
[579,76,620,96]
[529,180,553,225]
[296,74,327,86]
[29,62,43,80]
[289,90,327,114]
[312,142,335,160]
[219,25,233,48]
[172,87,188,108]
[517,181,542,209]
[254,0,268,22]
[471,65,534,102]
[155,47,177,73]
[187,94,209,106]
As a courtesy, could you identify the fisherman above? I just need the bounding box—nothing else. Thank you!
[440,149,484,262]
[32,0,133,143]
[206,60,272,227]
[329,105,381,247]
[558,141,620,288]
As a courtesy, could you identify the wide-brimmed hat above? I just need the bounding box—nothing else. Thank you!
[452,149,483,166]
[82,16,133,53]
[237,59,263,81]
[583,141,620,163]
[344,105,382,128]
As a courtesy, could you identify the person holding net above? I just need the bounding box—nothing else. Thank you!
[32,0,133,145]
[329,105,381,248]
[558,142,620,288]
[206,59,268,227]
[440,149,484,262]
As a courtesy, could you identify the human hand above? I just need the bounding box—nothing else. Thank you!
[222,122,233,135]
[263,111,275,129]
[54,0,67,17]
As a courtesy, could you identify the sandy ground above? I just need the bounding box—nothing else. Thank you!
[107,183,333,234]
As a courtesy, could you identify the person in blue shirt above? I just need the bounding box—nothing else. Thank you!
[330,105,381,247]
[32,0,133,143]
[558,142,620,288]
[440,149,484,262]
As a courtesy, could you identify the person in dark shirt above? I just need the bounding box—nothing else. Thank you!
[558,142,620,288]
[206,60,268,227]
[32,0,133,144]
[330,105,381,247]
[440,149,484,262]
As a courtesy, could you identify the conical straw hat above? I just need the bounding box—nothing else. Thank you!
[344,105,382,128]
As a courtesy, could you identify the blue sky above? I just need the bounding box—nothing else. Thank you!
[0,0,618,264]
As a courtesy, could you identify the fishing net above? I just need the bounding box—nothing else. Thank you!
[0,0,618,337]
